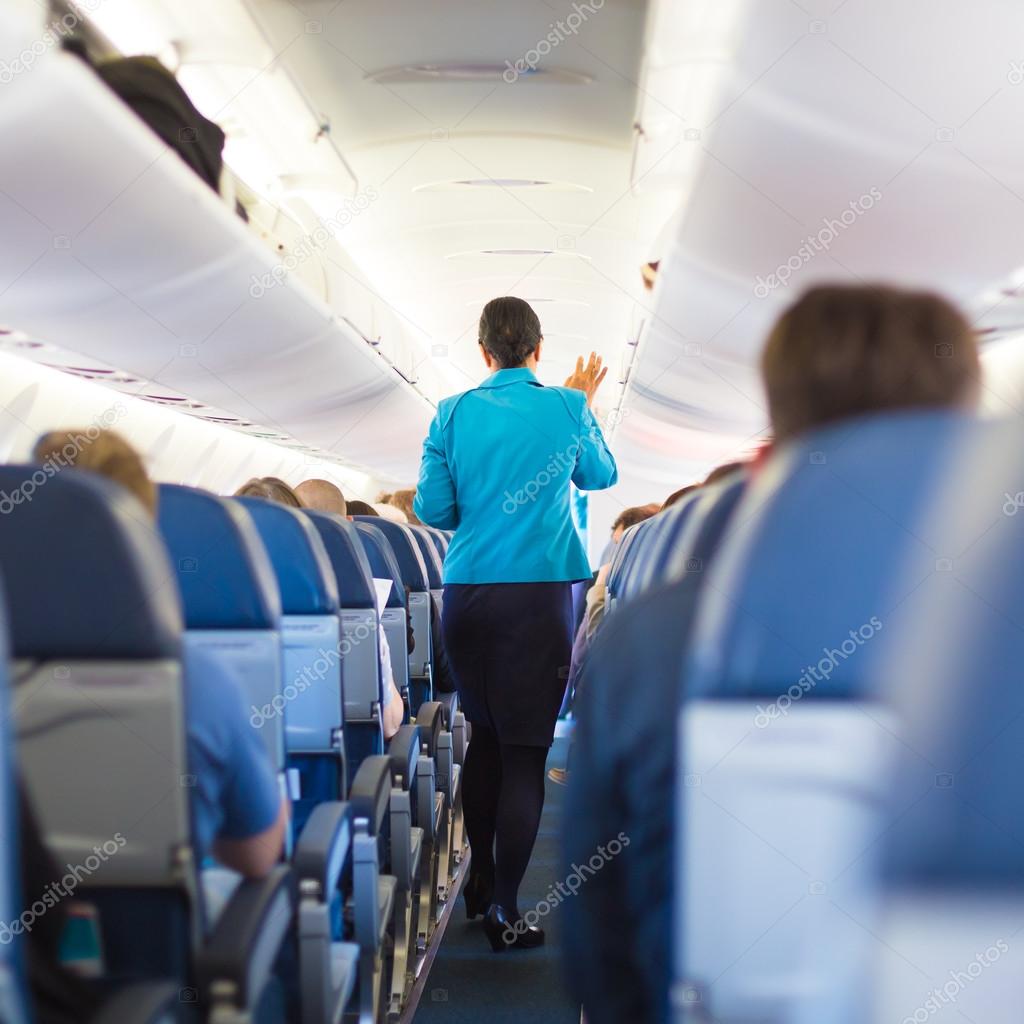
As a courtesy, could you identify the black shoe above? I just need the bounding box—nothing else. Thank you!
[482,904,545,952]
[463,868,494,919]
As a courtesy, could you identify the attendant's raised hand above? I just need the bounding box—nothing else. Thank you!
[564,352,608,407]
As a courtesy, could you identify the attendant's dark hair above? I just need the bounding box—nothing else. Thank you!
[478,296,542,368]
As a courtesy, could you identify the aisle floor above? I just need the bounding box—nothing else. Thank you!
[414,737,579,1024]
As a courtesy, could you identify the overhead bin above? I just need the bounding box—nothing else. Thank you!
[0,7,432,481]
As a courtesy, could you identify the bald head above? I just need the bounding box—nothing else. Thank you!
[295,478,347,515]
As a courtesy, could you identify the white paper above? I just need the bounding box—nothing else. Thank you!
[372,577,393,621]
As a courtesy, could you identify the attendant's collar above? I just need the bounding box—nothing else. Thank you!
[479,367,540,389]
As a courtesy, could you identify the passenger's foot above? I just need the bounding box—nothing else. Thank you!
[483,904,545,952]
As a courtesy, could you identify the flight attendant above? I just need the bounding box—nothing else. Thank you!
[414,296,618,951]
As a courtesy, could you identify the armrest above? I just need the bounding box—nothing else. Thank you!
[198,864,295,1012]
[89,982,179,1024]
[349,755,392,838]
[415,701,443,757]
[387,723,420,790]
[294,800,352,899]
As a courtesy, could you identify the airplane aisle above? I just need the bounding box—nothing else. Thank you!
[415,738,578,1024]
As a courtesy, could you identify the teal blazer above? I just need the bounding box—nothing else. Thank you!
[414,368,619,584]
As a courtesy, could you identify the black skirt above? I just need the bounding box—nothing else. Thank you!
[441,581,574,747]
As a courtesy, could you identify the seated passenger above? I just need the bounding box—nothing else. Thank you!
[550,504,661,788]
[295,477,346,515]
[562,284,980,1024]
[294,479,404,738]
[374,502,409,523]
[345,498,378,517]
[662,483,699,508]
[585,504,661,638]
[234,475,304,507]
[388,487,421,525]
[33,431,288,878]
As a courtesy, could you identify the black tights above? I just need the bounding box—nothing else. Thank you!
[461,723,549,914]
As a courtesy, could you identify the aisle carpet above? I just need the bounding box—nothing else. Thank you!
[414,737,579,1023]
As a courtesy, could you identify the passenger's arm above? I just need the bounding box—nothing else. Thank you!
[378,626,405,739]
[584,564,611,638]
[570,401,618,492]
[213,799,288,879]
[413,409,459,529]
[213,684,289,878]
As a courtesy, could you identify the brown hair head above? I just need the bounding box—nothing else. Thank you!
[761,284,979,443]
[33,428,157,517]
[234,476,303,508]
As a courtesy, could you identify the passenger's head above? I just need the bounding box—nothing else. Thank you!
[346,499,378,517]
[761,284,980,443]
[33,429,157,518]
[388,488,421,525]
[478,296,543,369]
[374,503,408,523]
[295,478,346,515]
[611,503,661,543]
[663,484,699,509]
[235,476,303,508]
[703,461,747,486]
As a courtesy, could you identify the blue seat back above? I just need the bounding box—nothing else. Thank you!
[689,410,989,701]
[0,586,30,1024]
[607,517,654,607]
[354,518,432,682]
[234,499,344,798]
[621,502,688,600]
[356,518,429,592]
[351,523,405,607]
[425,527,448,561]
[409,526,443,590]
[352,522,413,704]
[158,485,285,772]
[304,512,385,770]
[0,468,196,980]
[0,467,181,659]
[872,416,1024,888]
[658,473,748,587]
